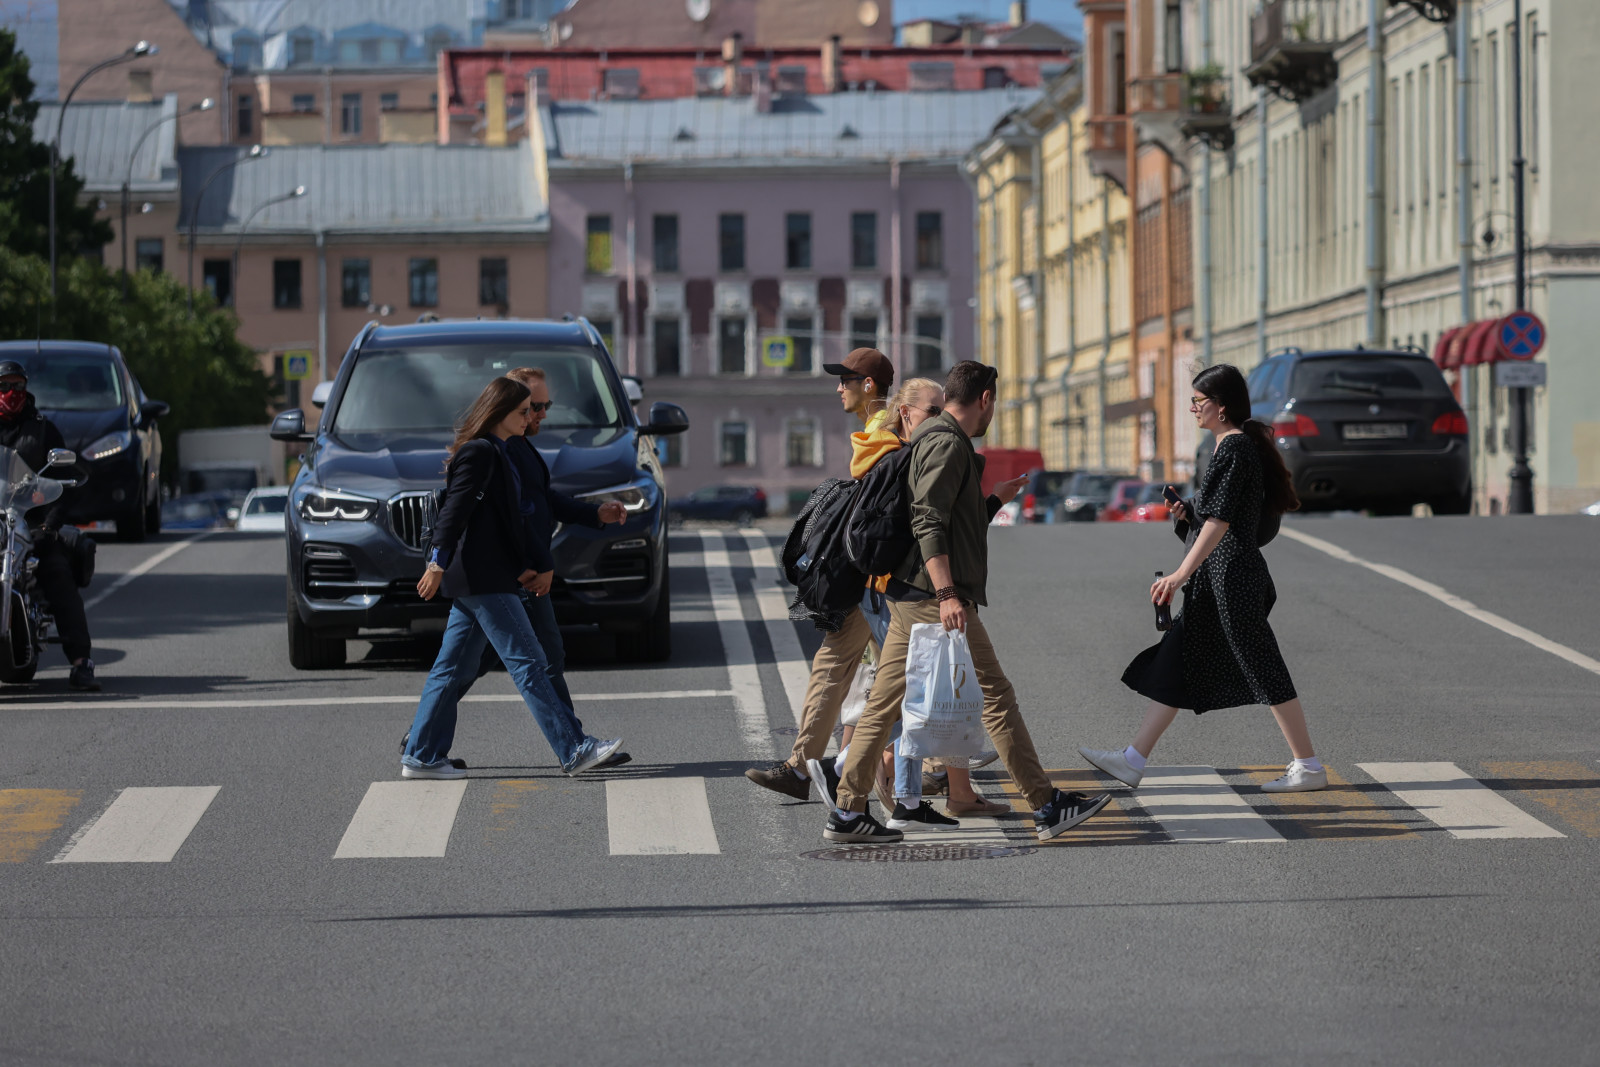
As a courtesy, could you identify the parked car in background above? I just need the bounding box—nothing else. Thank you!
[1098,479,1147,521]
[162,491,235,531]
[1128,482,1185,523]
[1016,469,1074,523]
[1057,471,1129,521]
[236,486,290,532]
[0,341,167,542]
[1247,347,1471,514]
[669,485,768,525]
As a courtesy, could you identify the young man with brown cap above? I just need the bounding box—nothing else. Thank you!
[744,347,894,801]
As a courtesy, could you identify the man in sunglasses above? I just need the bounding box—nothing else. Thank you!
[0,360,97,691]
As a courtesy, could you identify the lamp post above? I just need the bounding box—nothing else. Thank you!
[1506,0,1534,514]
[122,96,213,300]
[187,144,267,314]
[231,185,306,308]
[50,40,156,303]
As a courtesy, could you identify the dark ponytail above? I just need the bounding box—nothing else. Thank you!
[1193,363,1300,517]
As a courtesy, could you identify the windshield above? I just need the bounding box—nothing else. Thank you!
[245,495,288,515]
[1068,473,1120,497]
[1291,357,1453,401]
[12,353,125,411]
[333,345,624,438]
[0,447,60,511]
[165,497,219,521]
[1136,483,1169,504]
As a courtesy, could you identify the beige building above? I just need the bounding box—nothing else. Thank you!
[1187,0,1600,512]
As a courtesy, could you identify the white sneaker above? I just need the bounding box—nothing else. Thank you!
[401,759,467,780]
[1261,764,1328,792]
[1078,747,1143,789]
[967,750,1000,770]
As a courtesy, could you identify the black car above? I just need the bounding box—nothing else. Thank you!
[1017,468,1074,522]
[668,485,769,525]
[0,341,167,541]
[1057,471,1130,521]
[1246,348,1471,514]
[272,318,689,669]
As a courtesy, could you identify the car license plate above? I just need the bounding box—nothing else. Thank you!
[1342,422,1408,441]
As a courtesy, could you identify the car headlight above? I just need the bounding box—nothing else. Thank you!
[577,477,656,513]
[296,487,380,522]
[84,431,131,462]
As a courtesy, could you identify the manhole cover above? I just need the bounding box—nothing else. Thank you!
[801,844,1036,862]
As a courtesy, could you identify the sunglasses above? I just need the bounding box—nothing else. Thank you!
[526,401,553,413]
[837,374,867,385]
[1189,395,1214,407]
[923,404,943,416]
[0,381,26,394]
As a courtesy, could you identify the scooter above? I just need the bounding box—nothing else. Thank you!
[0,446,84,685]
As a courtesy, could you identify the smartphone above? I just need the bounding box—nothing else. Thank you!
[1154,571,1173,631]
[1162,485,1182,506]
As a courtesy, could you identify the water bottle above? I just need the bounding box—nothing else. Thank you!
[1154,570,1173,631]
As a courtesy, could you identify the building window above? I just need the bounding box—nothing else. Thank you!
[850,314,878,350]
[719,421,750,466]
[785,213,811,270]
[784,315,814,374]
[426,30,452,60]
[915,212,943,270]
[273,259,303,309]
[659,433,683,468]
[341,258,370,308]
[291,93,315,113]
[232,35,260,69]
[718,317,747,374]
[408,257,439,307]
[982,66,1009,89]
[785,418,821,467]
[914,314,943,373]
[603,68,641,100]
[380,92,399,111]
[586,215,613,274]
[341,93,362,135]
[1164,0,1183,73]
[1528,13,1540,175]
[290,34,315,66]
[202,258,232,306]
[653,318,682,376]
[479,257,509,307]
[236,94,253,138]
[653,214,679,273]
[850,212,877,269]
[719,213,744,271]
[134,238,163,272]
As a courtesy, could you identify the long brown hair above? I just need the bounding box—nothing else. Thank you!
[1192,363,1300,516]
[447,377,530,464]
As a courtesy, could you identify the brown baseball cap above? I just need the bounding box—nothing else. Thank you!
[823,347,894,394]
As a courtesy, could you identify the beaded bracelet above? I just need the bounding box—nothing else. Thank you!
[935,585,959,602]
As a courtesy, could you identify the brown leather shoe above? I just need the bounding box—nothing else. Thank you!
[945,794,1009,817]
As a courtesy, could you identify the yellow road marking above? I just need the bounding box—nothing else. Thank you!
[0,789,82,862]
[1480,761,1600,838]
[1233,766,1417,840]
[1002,771,1166,848]
[485,779,546,836]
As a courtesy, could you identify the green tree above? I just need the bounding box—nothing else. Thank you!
[0,29,111,261]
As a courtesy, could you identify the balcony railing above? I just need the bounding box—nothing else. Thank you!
[1246,0,1340,103]
[1128,73,1183,114]
[1175,70,1234,151]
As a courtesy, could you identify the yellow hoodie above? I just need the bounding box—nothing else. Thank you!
[848,424,905,591]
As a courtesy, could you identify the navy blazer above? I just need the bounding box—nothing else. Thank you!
[428,437,539,599]
[505,434,603,574]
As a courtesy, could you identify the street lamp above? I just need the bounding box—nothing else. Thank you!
[122,96,214,299]
[50,40,156,303]
[231,185,307,308]
[187,143,267,314]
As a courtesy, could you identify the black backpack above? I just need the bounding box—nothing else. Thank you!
[841,424,960,576]
[781,477,867,613]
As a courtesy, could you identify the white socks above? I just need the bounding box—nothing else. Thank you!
[1292,756,1324,773]
[1122,745,1148,771]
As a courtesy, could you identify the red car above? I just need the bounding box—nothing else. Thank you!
[1098,479,1147,521]
[1128,482,1184,523]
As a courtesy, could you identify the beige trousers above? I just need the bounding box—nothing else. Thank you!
[787,606,874,768]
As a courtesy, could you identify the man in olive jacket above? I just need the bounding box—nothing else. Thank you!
[825,361,1110,844]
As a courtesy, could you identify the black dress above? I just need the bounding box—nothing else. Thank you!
[1121,432,1298,713]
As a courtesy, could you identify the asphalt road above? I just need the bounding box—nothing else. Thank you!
[1,514,1597,1065]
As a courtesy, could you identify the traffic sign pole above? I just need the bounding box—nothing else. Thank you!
[1508,0,1534,515]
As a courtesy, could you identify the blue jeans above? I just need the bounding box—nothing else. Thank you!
[462,591,581,729]
[403,593,585,769]
[857,590,921,804]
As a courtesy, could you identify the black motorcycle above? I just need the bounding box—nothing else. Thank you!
[0,446,92,685]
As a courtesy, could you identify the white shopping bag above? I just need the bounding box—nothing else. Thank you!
[838,659,875,727]
[899,623,987,759]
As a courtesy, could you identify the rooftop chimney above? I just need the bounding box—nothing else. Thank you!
[127,70,154,104]
[1009,0,1027,27]
[485,69,507,146]
[723,32,743,96]
[754,61,772,113]
[821,34,841,93]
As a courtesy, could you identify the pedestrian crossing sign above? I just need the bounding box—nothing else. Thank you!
[762,336,795,368]
[284,351,313,380]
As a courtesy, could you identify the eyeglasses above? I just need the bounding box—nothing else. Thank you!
[0,381,26,394]
[527,401,553,413]
[1189,395,1214,407]
[837,374,867,385]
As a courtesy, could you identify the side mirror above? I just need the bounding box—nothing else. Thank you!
[310,381,333,408]
[270,409,313,441]
[138,399,170,427]
[621,376,644,404]
[640,401,689,436]
[46,448,77,468]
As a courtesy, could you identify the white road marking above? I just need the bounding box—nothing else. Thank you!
[606,777,721,855]
[83,533,215,611]
[0,691,731,712]
[51,786,220,863]
[700,531,772,758]
[1357,762,1566,840]
[1281,527,1600,679]
[738,529,809,725]
[1134,767,1286,844]
[333,780,469,858]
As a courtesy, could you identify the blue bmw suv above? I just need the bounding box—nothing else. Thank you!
[271,318,688,668]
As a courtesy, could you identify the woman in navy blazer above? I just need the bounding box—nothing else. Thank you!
[401,377,622,779]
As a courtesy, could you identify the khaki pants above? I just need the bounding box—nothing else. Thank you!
[787,606,875,768]
[836,600,1055,812]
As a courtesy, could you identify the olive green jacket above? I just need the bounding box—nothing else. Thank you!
[893,412,991,605]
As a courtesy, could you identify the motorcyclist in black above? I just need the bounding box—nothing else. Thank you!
[0,360,98,691]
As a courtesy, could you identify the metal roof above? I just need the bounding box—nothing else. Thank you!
[32,95,181,194]
[544,87,1042,165]
[176,141,547,235]
[169,0,486,68]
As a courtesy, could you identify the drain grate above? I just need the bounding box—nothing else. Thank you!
[801,844,1036,862]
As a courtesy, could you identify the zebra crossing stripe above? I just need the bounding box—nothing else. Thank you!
[1358,762,1566,840]
[699,532,772,758]
[1134,767,1286,844]
[334,781,468,859]
[51,786,221,863]
[606,777,721,855]
[738,529,810,725]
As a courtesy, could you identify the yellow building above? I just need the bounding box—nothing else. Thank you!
[967,73,1135,473]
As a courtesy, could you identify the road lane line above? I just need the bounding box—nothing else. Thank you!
[700,531,772,758]
[0,789,82,862]
[51,786,221,863]
[83,532,215,611]
[738,529,808,725]
[606,777,721,855]
[1358,762,1566,839]
[1134,766,1286,843]
[0,690,732,712]
[1280,527,1600,679]
[1481,761,1600,838]
[334,780,468,858]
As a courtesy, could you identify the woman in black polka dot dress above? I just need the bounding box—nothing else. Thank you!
[1079,364,1328,794]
